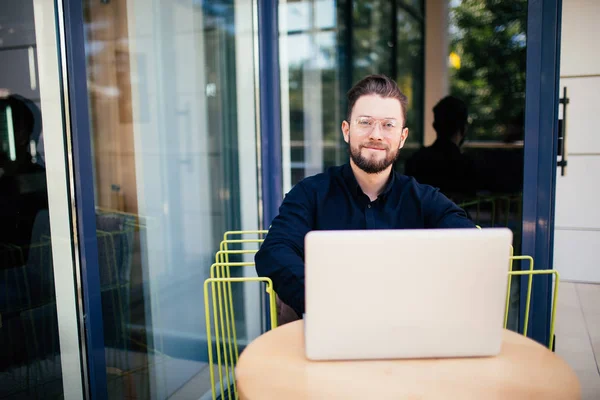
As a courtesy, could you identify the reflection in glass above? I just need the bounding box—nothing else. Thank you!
[83,0,261,397]
[0,2,64,397]
[280,0,424,187]
[449,0,527,142]
[445,0,526,252]
[437,0,527,331]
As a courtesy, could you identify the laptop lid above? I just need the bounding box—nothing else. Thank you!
[304,228,513,360]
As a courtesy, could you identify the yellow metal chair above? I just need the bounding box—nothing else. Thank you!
[204,228,559,400]
[459,193,523,228]
[477,226,556,348]
[204,230,276,400]
[505,254,559,350]
[480,226,557,349]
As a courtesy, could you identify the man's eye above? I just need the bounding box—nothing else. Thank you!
[358,119,372,126]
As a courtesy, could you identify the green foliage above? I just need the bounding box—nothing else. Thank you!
[449,0,527,141]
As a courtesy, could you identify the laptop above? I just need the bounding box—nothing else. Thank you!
[304,228,513,361]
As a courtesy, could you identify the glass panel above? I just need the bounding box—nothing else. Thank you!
[315,0,336,29]
[401,0,527,331]
[280,0,425,188]
[282,0,335,31]
[352,0,395,77]
[0,89,63,399]
[449,0,527,142]
[447,3,526,240]
[284,0,311,31]
[82,0,260,397]
[453,0,526,332]
[0,0,82,397]
[395,7,424,153]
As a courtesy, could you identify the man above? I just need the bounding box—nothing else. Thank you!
[255,75,475,322]
[404,95,477,199]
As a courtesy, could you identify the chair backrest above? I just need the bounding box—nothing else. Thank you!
[459,193,522,228]
[96,212,135,287]
[505,254,559,350]
[204,228,559,400]
[204,230,275,400]
[95,212,136,360]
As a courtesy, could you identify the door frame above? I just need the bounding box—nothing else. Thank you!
[521,0,563,346]
[59,0,565,397]
[61,0,108,398]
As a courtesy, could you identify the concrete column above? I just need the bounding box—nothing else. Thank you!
[423,0,449,146]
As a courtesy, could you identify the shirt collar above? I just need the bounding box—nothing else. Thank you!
[341,163,396,199]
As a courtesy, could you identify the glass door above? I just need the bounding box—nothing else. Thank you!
[279,0,425,190]
[0,0,86,398]
[79,0,262,397]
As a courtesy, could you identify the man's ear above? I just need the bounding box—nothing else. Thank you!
[341,120,350,144]
[399,127,409,149]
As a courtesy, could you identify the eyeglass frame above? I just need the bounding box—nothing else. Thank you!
[348,116,406,135]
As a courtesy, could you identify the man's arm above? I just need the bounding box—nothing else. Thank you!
[422,186,476,228]
[255,182,314,316]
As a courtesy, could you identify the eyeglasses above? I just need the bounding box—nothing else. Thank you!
[352,116,403,134]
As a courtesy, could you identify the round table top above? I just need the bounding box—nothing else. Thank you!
[235,320,580,400]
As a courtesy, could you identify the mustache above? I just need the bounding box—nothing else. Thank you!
[360,143,388,150]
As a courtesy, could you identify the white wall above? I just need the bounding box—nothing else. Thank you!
[554,0,600,283]
[559,0,600,78]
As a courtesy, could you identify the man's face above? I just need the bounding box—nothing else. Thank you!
[342,95,409,174]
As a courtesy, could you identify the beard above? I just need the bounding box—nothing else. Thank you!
[348,137,400,174]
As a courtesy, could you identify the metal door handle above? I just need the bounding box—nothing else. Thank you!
[558,86,569,176]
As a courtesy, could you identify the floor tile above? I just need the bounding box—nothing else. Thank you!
[168,365,212,400]
[578,284,600,331]
[556,283,589,340]
[577,284,600,375]
[577,370,600,400]
[554,283,600,399]
[559,282,581,308]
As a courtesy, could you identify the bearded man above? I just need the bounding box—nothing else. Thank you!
[255,74,475,322]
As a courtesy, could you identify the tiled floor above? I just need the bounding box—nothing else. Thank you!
[168,365,212,400]
[555,282,600,399]
[103,350,209,399]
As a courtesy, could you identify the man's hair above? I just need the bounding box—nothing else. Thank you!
[346,74,408,125]
[432,96,468,140]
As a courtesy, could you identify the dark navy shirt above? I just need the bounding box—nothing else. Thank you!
[255,163,475,316]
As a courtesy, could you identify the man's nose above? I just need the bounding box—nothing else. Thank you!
[369,122,384,140]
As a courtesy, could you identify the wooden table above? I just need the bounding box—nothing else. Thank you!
[236,320,580,399]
